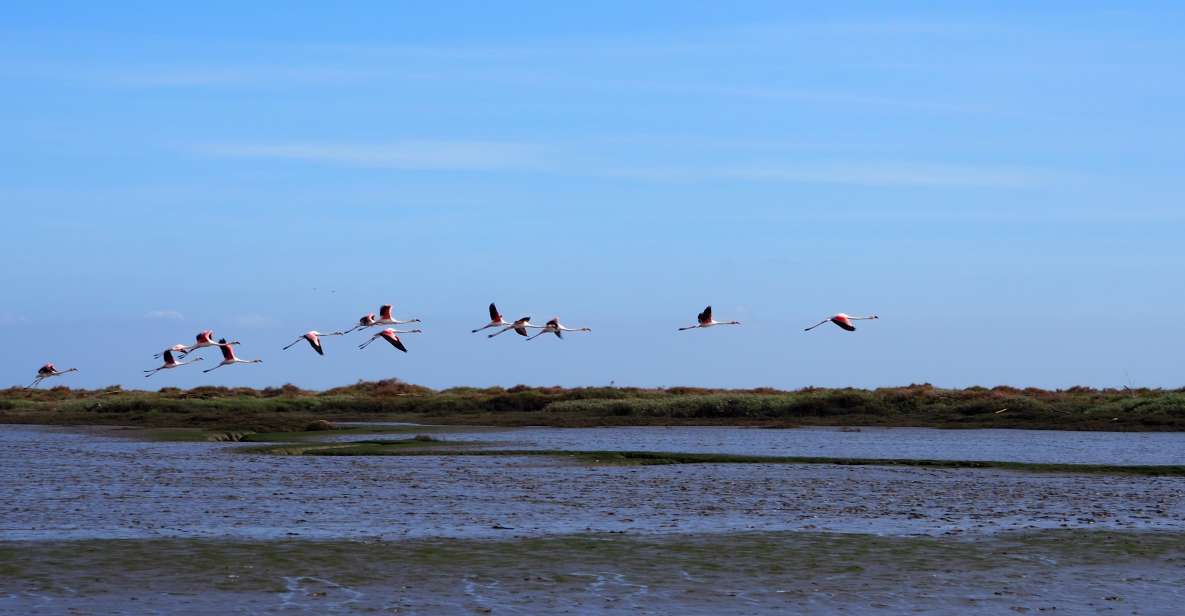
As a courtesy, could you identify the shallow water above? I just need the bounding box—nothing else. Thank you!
[338,423,1185,465]
[4,533,1185,615]
[4,425,1185,614]
[3,425,1184,542]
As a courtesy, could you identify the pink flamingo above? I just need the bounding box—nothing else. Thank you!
[376,304,420,326]
[472,303,509,333]
[153,343,189,359]
[351,305,421,332]
[346,313,377,333]
[203,339,263,372]
[29,363,78,388]
[526,317,591,341]
[359,327,422,353]
[678,305,740,331]
[144,350,203,377]
[488,316,542,338]
[282,330,346,356]
[179,330,239,356]
[804,313,879,332]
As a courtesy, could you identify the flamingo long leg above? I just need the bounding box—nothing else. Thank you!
[488,325,518,338]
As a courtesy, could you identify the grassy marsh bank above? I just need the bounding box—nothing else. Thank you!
[3,380,1185,433]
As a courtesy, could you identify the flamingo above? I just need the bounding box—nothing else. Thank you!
[202,338,263,372]
[144,350,203,377]
[153,343,189,359]
[376,304,420,326]
[345,313,377,333]
[472,303,509,333]
[179,330,239,356]
[28,363,78,388]
[678,305,740,331]
[488,316,542,338]
[282,330,346,356]
[804,313,879,332]
[359,327,422,353]
[526,317,591,341]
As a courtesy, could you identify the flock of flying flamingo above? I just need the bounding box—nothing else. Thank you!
[26,303,878,388]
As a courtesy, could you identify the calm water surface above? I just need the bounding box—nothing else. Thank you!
[4,425,1185,614]
[345,424,1185,465]
[2,424,1183,541]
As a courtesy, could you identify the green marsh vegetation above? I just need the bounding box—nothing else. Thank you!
[2,380,1184,433]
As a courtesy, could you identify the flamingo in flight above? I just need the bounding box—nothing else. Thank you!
[179,330,239,356]
[282,330,346,356]
[804,313,879,332]
[376,304,420,326]
[203,339,263,372]
[359,327,422,353]
[144,350,203,377]
[346,313,377,333]
[488,316,541,338]
[526,318,591,341]
[678,305,740,331]
[28,363,78,388]
[472,303,509,333]
[347,305,419,332]
[153,343,189,359]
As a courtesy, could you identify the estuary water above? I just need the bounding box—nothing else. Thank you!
[338,423,1185,465]
[2,424,1184,541]
[2,424,1184,614]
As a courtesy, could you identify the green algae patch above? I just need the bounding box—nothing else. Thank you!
[239,436,495,456]
[137,425,501,445]
[249,444,1185,476]
[239,426,443,443]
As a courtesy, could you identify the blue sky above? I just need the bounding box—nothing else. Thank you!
[2,2,1183,390]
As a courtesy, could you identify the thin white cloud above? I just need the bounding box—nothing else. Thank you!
[50,62,985,113]
[144,309,185,321]
[192,139,1047,188]
[93,66,380,87]
[317,19,1005,59]
[192,141,543,172]
[391,69,987,114]
[716,163,1045,188]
